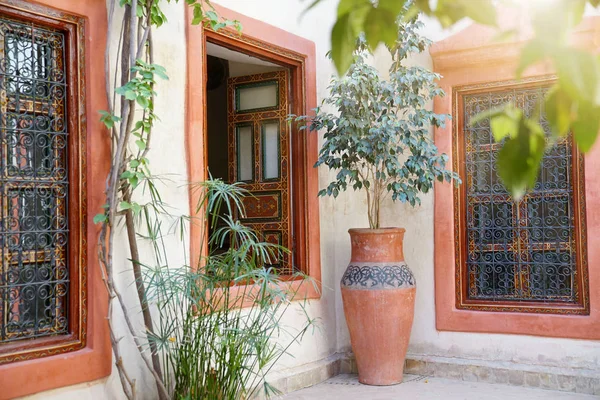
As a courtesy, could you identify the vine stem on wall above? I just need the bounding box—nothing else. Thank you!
[98,2,240,398]
[100,1,167,399]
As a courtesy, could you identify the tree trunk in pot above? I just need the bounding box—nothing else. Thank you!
[341,228,416,386]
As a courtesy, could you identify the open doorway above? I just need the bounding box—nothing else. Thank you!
[205,42,294,273]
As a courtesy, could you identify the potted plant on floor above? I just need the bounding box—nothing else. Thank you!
[295,17,459,385]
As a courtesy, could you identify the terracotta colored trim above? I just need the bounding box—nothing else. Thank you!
[432,15,600,339]
[185,5,321,300]
[0,0,110,398]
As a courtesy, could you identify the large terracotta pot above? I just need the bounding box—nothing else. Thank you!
[341,227,416,386]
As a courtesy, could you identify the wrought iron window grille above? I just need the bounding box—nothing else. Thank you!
[453,81,589,314]
[0,16,69,343]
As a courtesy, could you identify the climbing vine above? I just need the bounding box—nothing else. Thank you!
[97,1,240,398]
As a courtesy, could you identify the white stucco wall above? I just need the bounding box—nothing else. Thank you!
[19,2,599,399]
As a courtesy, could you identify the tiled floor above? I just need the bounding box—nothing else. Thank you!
[283,374,599,399]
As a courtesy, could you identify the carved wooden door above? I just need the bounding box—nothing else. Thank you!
[227,70,292,273]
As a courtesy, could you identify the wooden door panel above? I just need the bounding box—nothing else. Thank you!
[227,70,293,273]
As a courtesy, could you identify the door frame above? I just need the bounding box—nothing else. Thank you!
[186,4,321,299]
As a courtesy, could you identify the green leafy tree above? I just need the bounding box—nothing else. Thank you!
[297,19,459,229]
[307,0,600,199]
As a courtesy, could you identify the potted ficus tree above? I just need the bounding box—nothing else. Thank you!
[296,18,459,385]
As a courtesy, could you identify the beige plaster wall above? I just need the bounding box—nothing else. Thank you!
[20,2,600,399]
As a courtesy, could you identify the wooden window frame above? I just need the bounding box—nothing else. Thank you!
[186,4,322,302]
[453,78,589,315]
[0,0,110,398]
[431,14,600,340]
[0,0,85,365]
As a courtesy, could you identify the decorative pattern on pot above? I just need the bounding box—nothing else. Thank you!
[341,264,415,289]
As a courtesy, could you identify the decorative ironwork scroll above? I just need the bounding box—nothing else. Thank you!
[0,16,69,343]
[454,81,589,314]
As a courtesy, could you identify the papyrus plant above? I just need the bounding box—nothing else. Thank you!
[142,179,318,399]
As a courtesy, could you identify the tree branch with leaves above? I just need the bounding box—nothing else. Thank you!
[307,0,600,199]
[296,17,459,229]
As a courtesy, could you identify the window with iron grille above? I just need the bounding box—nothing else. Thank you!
[0,6,86,364]
[454,82,589,314]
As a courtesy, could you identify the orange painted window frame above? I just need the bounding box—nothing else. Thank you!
[431,13,600,339]
[0,0,110,398]
[185,5,321,302]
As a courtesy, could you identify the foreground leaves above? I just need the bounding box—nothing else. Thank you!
[306,0,600,198]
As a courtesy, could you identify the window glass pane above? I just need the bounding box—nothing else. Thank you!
[236,125,253,182]
[262,122,279,180]
[236,82,278,112]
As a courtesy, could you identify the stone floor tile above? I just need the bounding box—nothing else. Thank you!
[282,374,598,400]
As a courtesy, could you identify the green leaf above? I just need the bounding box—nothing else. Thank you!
[136,139,147,150]
[554,48,600,106]
[364,8,398,50]
[93,213,107,224]
[136,95,150,109]
[490,113,519,142]
[572,102,600,152]
[131,203,143,214]
[154,69,169,80]
[459,0,497,26]
[191,4,204,25]
[330,0,371,73]
[119,201,132,210]
[337,0,370,16]
[469,104,509,126]
[496,119,546,200]
[129,175,139,189]
[99,111,121,129]
[564,0,586,28]
[435,0,497,28]
[544,85,573,137]
[120,170,134,179]
[377,0,407,16]
[205,10,218,22]
[516,39,547,77]
[414,0,432,14]
[491,28,517,43]
[125,90,137,101]
[331,14,357,74]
